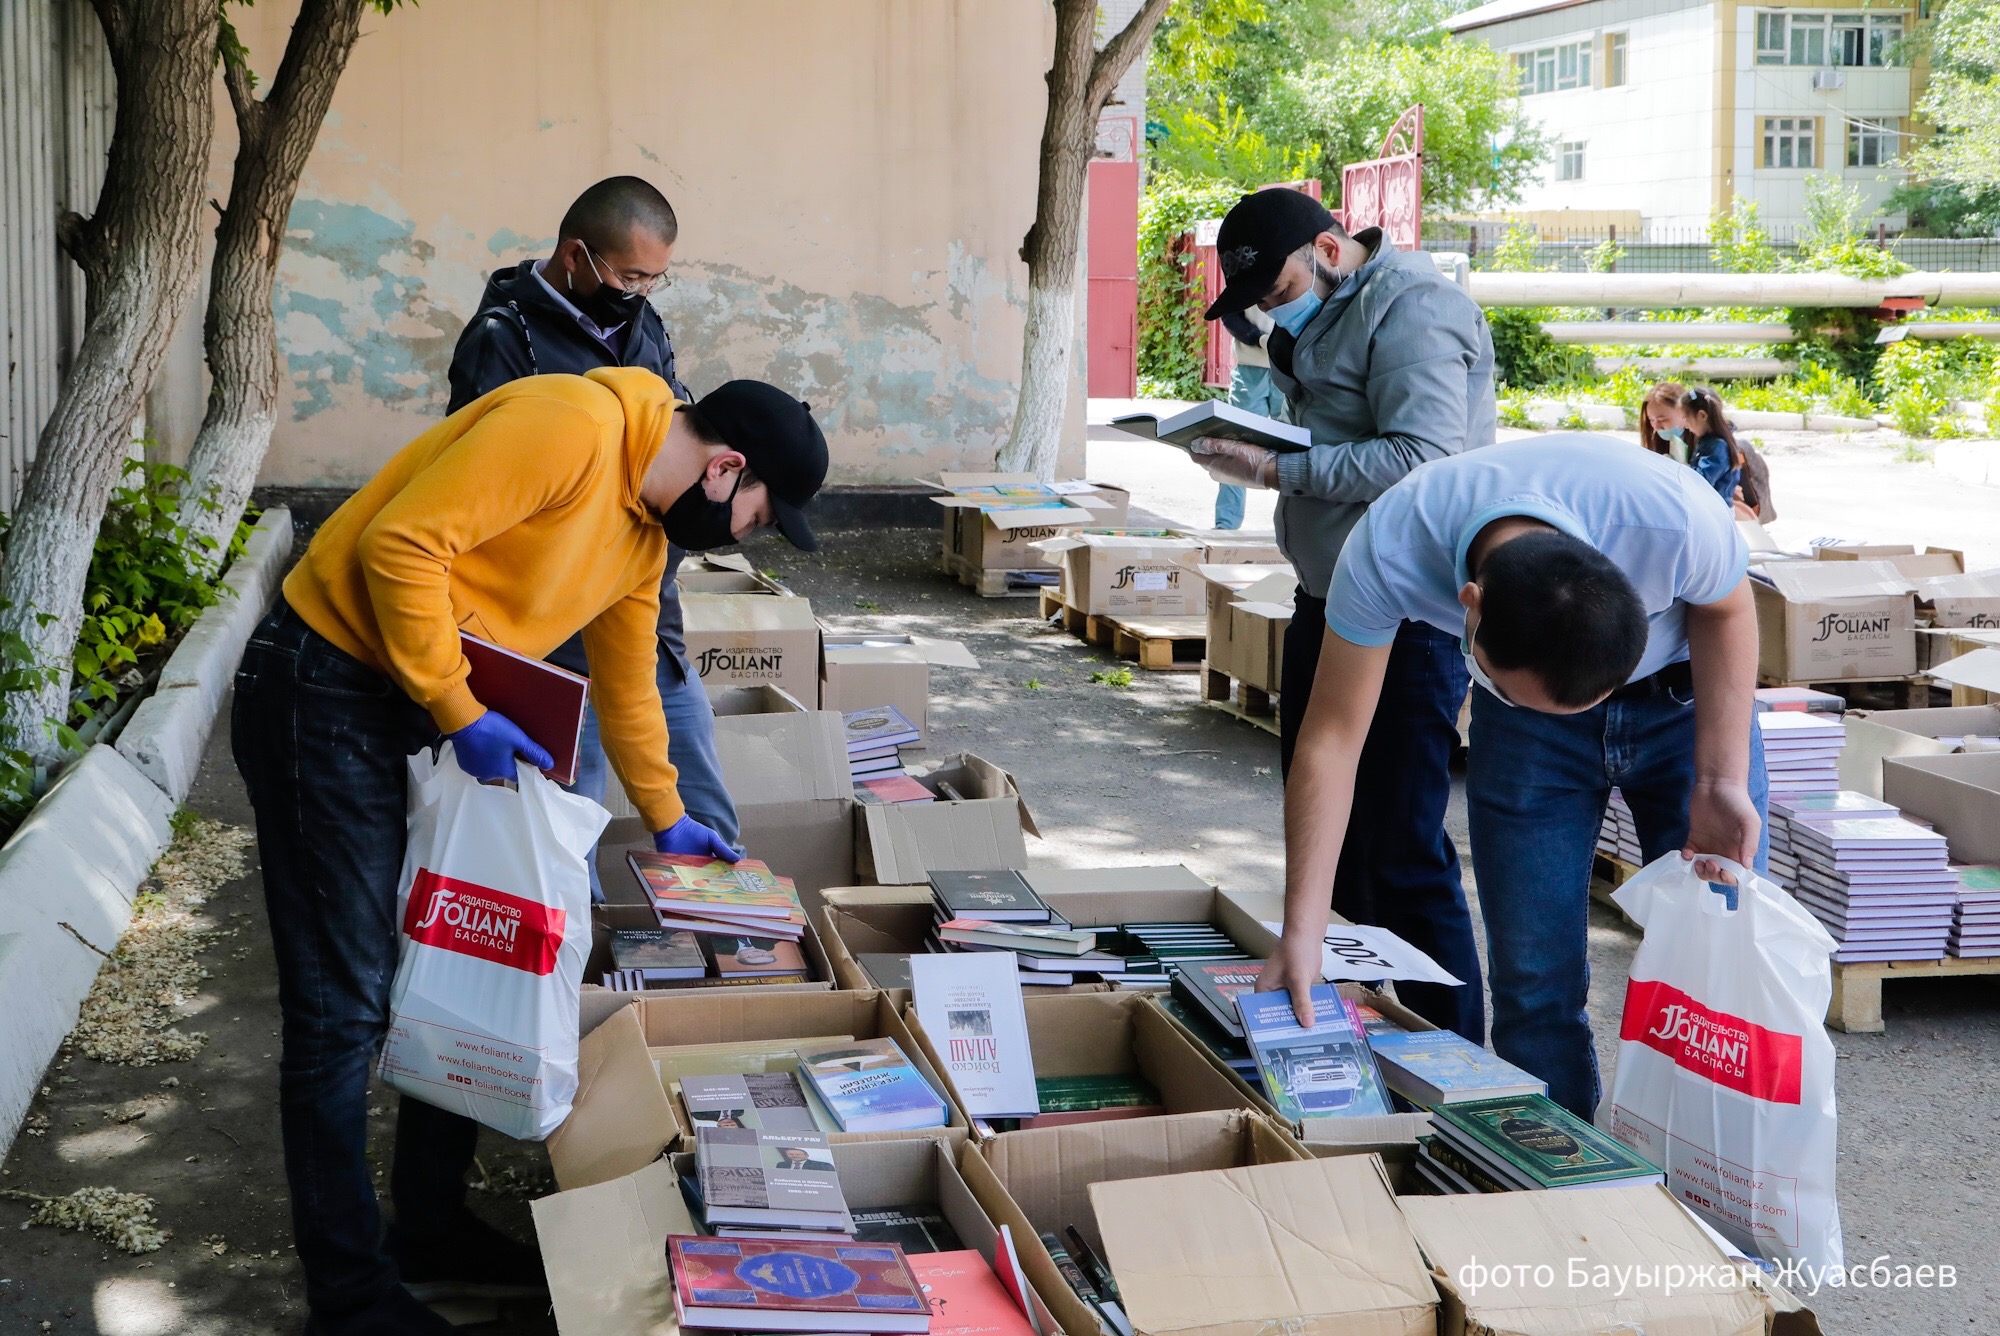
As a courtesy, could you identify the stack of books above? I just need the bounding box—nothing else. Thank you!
[1949,866,2000,958]
[1788,816,1956,961]
[1755,685,1845,714]
[619,854,812,988]
[794,1037,953,1133]
[1365,1030,1547,1109]
[1766,790,1900,893]
[1240,984,1394,1123]
[846,704,922,784]
[1416,1094,1663,1195]
[925,871,1121,988]
[1166,961,1264,1083]
[1757,710,1846,800]
[1594,789,1641,866]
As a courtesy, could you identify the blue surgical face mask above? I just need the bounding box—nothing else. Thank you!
[1462,610,1516,708]
[1657,425,1690,463]
[1267,285,1323,337]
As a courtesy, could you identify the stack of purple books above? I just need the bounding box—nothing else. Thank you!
[1756,711,1846,801]
[1788,816,1955,962]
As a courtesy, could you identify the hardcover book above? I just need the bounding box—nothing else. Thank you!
[859,775,937,806]
[1365,1029,1547,1107]
[851,1207,964,1254]
[609,928,707,979]
[937,919,1097,955]
[1170,959,1267,1039]
[910,1250,1037,1336]
[929,871,1049,923]
[844,704,923,753]
[1108,400,1312,453]
[683,1072,829,1135]
[1430,1094,1663,1190]
[667,1235,929,1333]
[693,1126,853,1231]
[457,632,589,785]
[910,951,1039,1118]
[794,1037,949,1133]
[631,853,801,917]
[708,934,812,979]
[857,953,916,991]
[1238,985,1392,1122]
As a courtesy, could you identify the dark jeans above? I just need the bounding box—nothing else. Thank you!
[1280,597,1483,1042]
[1467,669,1769,1118]
[231,602,481,1317]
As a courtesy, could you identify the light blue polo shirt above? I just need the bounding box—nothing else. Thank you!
[1324,434,1748,683]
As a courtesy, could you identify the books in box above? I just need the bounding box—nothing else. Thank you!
[1239,985,1392,1122]
[693,1126,853,1232]
[930,870,1049,922]
[667,1234,929,1333]
[909,950,1038,1118]
[1170,960,1265,1040]
[1365,1029,1546,1107]
[795,1037,949,1132]
[683,1073,830,1135]
[1428,1094,1662,1190]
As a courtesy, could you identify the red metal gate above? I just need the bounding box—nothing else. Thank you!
[1086,117,1140,398]
[1340,104,1424,250]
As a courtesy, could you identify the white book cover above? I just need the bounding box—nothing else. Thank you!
[909,951,1039,1118]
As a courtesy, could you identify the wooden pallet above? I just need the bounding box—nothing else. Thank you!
[1827,955,2000,1034]
[940,552,1047,599]
[1104,616,1208,671]
[1201,664,1280,735]
[1588,853,1643,926]
[1757,673,1934,710]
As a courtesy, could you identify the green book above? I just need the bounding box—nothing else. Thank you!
[1430,1095,1662,1190]
[1033,1073,1161,1113]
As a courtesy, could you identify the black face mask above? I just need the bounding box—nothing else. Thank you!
[659,471,743,551]
[570,245,648,332]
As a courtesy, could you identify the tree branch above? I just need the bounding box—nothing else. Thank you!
[221,48,260,135]
[87,0,130,59]
[1085,0,1173,116]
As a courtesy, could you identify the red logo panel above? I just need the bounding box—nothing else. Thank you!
[1619,977,1802,1104]
[402,868,565,976]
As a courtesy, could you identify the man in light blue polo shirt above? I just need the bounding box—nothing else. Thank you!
[1258,434,1769,1117]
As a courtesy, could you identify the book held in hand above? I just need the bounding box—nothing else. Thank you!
[1238,984,1393,1123]
[910,950,1039,1118]
[795,1037,950,1132]
[667,1234,930,1333]
[1109,400,1311,453]
[458,632,590,785]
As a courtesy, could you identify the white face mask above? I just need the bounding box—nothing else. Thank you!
[1462,610,1516,707]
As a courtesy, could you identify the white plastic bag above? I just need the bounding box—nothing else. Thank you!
[378,743,609,1141]
[1598,852,1843,1273]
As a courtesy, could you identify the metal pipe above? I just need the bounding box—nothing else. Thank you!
[1472,271,2000,308]
[1543,321,1791,344]
[1593,356,1798,379]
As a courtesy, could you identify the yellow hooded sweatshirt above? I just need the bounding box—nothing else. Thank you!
[282,366,685,831]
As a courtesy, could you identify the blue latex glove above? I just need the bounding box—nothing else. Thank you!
[654,813,742,862]
[447,709,554,783]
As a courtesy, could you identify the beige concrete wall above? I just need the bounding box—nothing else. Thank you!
[222,0,1075,489]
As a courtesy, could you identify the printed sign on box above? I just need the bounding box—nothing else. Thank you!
[1752,560,1916,682]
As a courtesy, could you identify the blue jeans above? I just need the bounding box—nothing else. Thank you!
[1215,363,1284,531]
[565,647,738,899]
[1281,605,1485,1042]
[232,603,471,1317]
[1468,671,1770,1118]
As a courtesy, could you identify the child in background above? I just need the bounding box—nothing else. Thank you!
[1639,382,1768,520]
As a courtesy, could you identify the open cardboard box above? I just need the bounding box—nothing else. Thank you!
[1030,531,1208,618]
[961,1109,1308,1336]
[1751,560,1917,683]
[1091,1153,1437,1336]
[680,590,820,704]
[1839,699,2000,798]
[820,633,979,740]
[1884,750,2000,864]
[1197,565,1292,685]
[1914,569,2000,629]
[903,990,1264,1140]
[1174,529,1285,566]
[931,473,1131,574]
[548,990,968,1192]
[1816,543,1964,579]
[1398,1184,1816,1336]
[710,683,856,902]
[674,568,793,597]
[1927,644,2000,708]
[855,753,1039,885]
[533,1136,1067,1336]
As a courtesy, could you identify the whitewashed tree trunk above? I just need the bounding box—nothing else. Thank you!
[0,0,218,763]
[184,0,377,561]
[995,0,1171,481]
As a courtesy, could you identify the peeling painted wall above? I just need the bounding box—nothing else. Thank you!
[219,0,1075,489]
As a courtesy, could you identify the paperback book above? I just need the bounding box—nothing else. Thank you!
[910,950,1039,1118]
[666,1235,929,1333]
[794,1037,950,1132]
[683,1073,829,1135]
[1365,1029,1547,1107]
[1238,985,1392,1122]
[693,1126,853,1231]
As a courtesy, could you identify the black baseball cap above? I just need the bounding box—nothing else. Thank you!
[1203,188,1338,320]
[695,380,829,551]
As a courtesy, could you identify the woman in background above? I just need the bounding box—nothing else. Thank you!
[1639,381,1769,520]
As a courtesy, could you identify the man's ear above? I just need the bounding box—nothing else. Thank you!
[1458,581,1482,615]
[704,449,748,484]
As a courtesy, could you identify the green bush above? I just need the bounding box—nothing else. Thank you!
[1137,172,1246,400]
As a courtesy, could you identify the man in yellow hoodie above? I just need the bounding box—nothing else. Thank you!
[231,366,826,1335]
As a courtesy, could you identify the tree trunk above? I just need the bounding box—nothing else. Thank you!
[184,0,375,562]
[995,0,1171,480]
[0,0,218,762]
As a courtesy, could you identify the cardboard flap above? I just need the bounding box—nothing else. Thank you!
[1230,599,1295,620]
[1839,713,1960,798]
[937,471,1040,489]
[546,1006,682,1191]
[1762,559,1917,600]
[1398,1186,1773,1336]
[1886,551,1966,579]
[822,634,980,670]
[708,684,812,718]
[1196,563,1291,589]
[713,708,854,802]
[1090,1156,1436,1336]
[530,1157,693,1335]
[1234,571,1298,605]
[1928,647,2000,695]
[678,591,818,632]
[1028,534,1086,557]
[1918,568,2000,599]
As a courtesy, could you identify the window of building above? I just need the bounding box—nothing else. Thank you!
[1847,116,1900,167]
[1559,140,1587,180]
[1512,39,1593,94]
[1604,31,1628,86]
[1756,11,1904,66]
[1762,117,1818,168]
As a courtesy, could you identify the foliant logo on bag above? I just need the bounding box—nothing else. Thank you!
[403,869,565,975]
[1811,610,1891,643]
[694,645,784,678]
[1620,978,1802,1103]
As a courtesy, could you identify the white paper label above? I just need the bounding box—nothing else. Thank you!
[1258,920,1465,986]
[1133,570,1171,592]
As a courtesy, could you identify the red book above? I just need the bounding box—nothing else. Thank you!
[668,1234,930,1333]
[860,774,937,805]
[459,633,589,785]
[910,1250,1037,1336]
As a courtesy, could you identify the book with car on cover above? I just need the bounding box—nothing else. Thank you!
[693,1126,853,1231]
[1429,1094,1663,1190]
[666,1234,930,1333]
[1108,400,1312,453]
[930,870,1050,923]
[1365,1029,1547,1107]
[1238,985,1393,1123]
[794,1037,950,1133]
[910,951,1038,1118]
[683,1073,830,1135]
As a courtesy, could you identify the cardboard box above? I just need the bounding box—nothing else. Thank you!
[1839,701,2000,798]
[548,990,968,1191]
[1915,570,2000,629]
[674,568,793,597]
[1399,1186,1782,1336]
[817,891,936,993]
[1091,1155,1437,1336]
[1020,865,1286,951]
[1198,565,1293,683]
[1030,531,1207,618]
[1752,561,1916,683]
[1175,529,1286,566]
[820,634,980,740]
[534,1137,1067,1336]
[1883,751,2000,864]
[1229,582,1294,694]
[680,590,820,703]
[1816,543,1965,580]
[962,1109,1307,1336]
[902,990,1264,1138]
[709,685,856,901]
[934,473,1132,573]
[855,753,1039,884]
[1929,643,2000,707]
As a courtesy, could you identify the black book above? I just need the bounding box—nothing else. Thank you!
[850,1206,964,1253]
[929,869,1050,922]
[1171,959,1267,1040]
[857,952,915,991]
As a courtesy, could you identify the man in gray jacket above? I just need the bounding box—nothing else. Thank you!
[1195,187,1496,1041]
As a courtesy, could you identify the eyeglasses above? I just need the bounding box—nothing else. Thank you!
[582,241,672,295]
